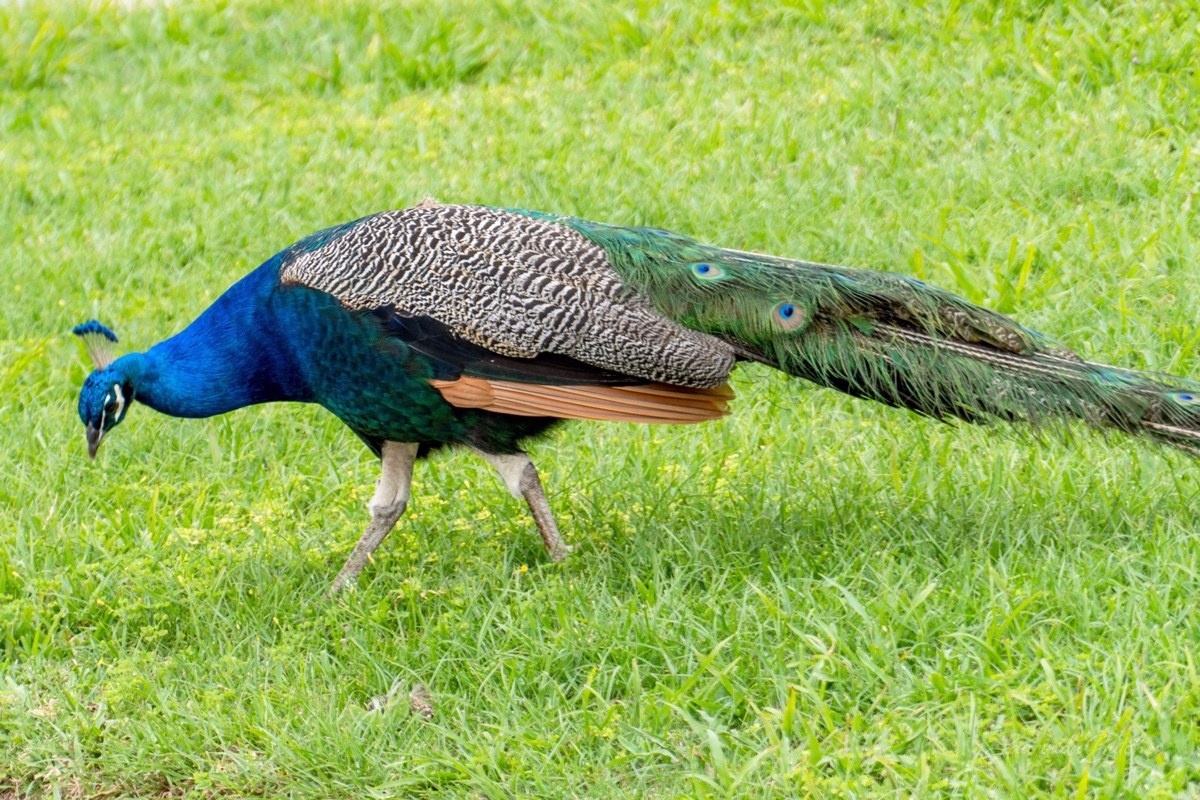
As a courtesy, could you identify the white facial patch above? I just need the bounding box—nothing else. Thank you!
[97,384,125,436]
[111,384,125,418]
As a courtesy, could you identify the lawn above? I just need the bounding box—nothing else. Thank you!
[2,0,1200,797]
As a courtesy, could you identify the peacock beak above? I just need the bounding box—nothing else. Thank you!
[86,423,102,460]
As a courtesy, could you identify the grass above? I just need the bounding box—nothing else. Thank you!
[2,0,1200,796]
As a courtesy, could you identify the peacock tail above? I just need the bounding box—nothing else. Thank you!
[527,211,1200,456]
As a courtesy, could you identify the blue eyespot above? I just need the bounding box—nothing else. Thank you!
[772,301,805,330]
[1176,393,1196,402]
[691,263,724,279]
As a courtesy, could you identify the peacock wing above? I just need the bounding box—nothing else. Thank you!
[278,203,735,389]
[372,313,732,424]
[278,205,735,424]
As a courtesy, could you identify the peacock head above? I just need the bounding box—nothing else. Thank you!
[73,321,135,459]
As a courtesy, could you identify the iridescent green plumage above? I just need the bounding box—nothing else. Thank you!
[529,210,1200,454]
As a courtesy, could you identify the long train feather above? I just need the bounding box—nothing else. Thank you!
[540,213,1200,455]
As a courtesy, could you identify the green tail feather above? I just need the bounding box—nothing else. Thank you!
[550,213,1200,455]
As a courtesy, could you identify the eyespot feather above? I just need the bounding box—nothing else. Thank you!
[772,301,806,331]
[691,263,724,279]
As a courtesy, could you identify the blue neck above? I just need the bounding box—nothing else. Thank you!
[125,261,312,419]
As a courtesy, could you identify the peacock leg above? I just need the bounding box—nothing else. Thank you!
[472,449,573,561]
[329,441,420,594]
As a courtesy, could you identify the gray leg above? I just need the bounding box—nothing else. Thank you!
[472,449,572,561]
[329,441,419,594]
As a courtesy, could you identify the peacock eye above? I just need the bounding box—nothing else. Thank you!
[691,262,724,279]
[104,384,127,416]
[772,300,806,331]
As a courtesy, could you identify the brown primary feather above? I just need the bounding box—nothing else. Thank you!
[430,377,733,424]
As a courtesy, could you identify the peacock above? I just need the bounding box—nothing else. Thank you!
[74,202,1200,592]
